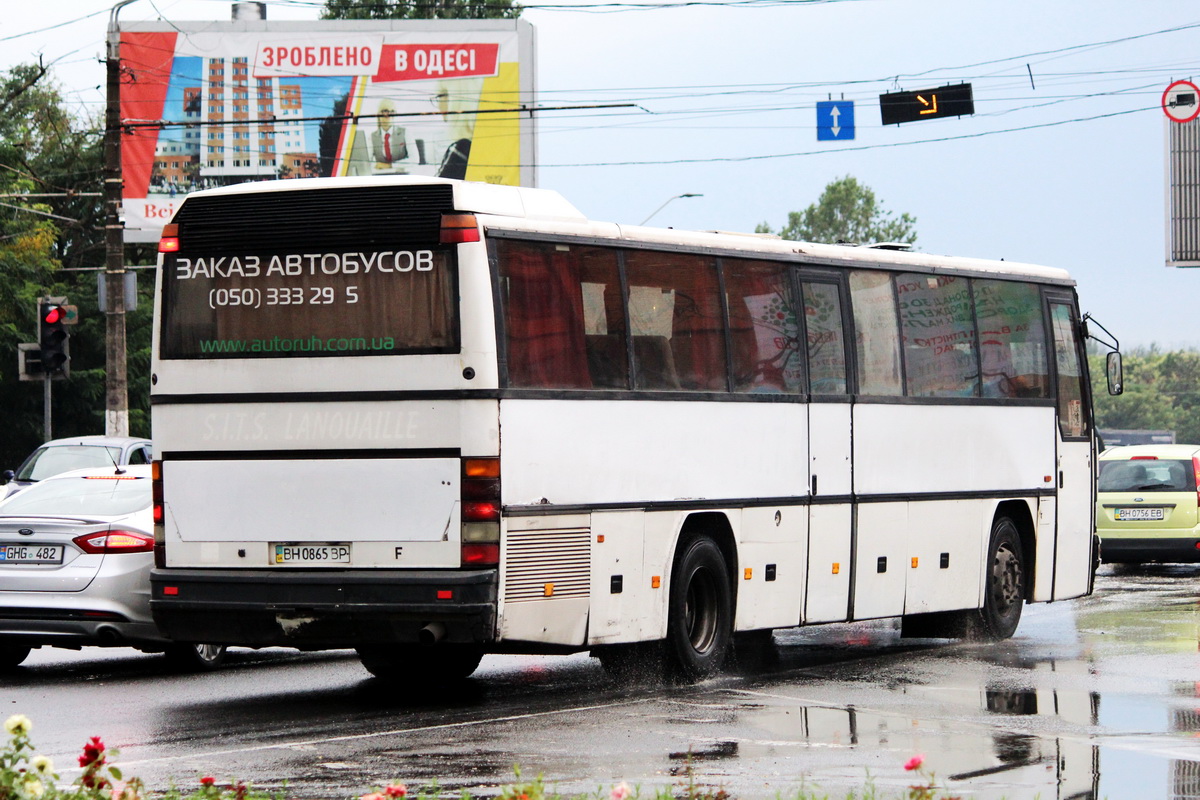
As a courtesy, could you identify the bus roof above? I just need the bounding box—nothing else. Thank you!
[176,176,1074,285]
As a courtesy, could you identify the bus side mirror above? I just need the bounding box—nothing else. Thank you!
[1106,351,1123,396]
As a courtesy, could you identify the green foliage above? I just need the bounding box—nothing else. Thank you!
[756,176,917,246]
[0,62,153,470]
[321,0,521,20]
[1090,347,1200,444]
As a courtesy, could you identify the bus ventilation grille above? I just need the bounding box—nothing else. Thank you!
[503,528,591,602]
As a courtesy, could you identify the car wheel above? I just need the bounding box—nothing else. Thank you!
[664,536,733,682]
[164,643,227,671]
[0,644,31,670]
[356,644,483,681]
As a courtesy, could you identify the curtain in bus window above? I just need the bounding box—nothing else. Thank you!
[725,260,801,393]
[896,273,979,397]
[1050,303,1089,438]
[848,270,903,396]
[801,282,848,395]
[973,281,1050,398]
[497,239,621,389]
[625,251,727,391]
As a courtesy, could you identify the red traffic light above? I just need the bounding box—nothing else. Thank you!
[44,306,63,324]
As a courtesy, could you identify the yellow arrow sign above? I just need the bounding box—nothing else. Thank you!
[918,93,939,115]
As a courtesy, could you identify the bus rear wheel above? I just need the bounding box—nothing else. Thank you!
[665,536,733,682]
[356,644,483,682]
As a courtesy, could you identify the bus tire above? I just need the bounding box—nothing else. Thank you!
[977,516,1025,641]
[356,644,483,682]
[0,644,31,670]
[665,536,733,682]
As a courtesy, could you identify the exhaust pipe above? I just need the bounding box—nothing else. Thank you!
[419,622,446,645]
[96,626,124,646]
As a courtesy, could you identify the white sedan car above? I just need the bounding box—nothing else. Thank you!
[0,465,225,670]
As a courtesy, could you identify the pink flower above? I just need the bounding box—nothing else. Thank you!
[384,785,407,798]
[904,755,925,771]
[200,777,216,787]
[611,781,632,800]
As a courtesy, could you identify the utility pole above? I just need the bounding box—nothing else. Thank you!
[105,1,137,437]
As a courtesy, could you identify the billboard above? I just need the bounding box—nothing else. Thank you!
[118,19,536,242]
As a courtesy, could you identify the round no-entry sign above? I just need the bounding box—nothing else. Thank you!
[1163,80,1200,123]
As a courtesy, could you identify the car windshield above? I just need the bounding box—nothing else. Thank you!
[15,445,123,482]
[1098,459,1196,492]
[0,474,149,518]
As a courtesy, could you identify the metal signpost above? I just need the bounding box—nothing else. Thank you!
[1164,79,1200,267]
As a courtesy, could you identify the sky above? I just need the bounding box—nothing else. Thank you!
[2,0,1199,349]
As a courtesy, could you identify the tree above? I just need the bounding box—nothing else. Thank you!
[0,62,154,469]
[756,175,917,246]
[322,0,521,20]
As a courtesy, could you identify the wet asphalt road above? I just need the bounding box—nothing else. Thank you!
[5,564,1200,799]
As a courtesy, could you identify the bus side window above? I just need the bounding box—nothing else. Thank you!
[725,260,802,394]
[497,240,625,390]
[801,281,848,395]
[849,270,903,396]
[1050,303,1089,439]
[626,251,726,392]
[974,280,1049,399]
[896,273,979,398]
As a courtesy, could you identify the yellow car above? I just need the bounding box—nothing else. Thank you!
[1096,444,1200,563]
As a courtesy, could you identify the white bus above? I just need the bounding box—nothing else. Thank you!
[148,176,1116,681]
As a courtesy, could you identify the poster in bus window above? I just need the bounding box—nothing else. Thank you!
[117,20,536,243]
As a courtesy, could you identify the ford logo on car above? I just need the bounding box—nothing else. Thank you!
[17,529,34,536]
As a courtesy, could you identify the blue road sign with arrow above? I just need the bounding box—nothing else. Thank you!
[816,100,855,141]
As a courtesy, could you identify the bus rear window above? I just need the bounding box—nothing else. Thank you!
[158,186,460,359]
[160,248,458,359]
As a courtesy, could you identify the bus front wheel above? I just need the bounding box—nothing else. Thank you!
[901,516,1025,641]
[665,536,733,681]
[978,516,1025,640]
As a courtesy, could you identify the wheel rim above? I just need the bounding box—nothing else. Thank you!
[684,567,719,654]
[193,644,223,664]
[991,542,1022,613]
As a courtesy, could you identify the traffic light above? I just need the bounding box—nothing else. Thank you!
[880,83,975,125]
[38,301,70,377]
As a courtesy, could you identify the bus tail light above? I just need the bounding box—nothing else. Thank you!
[441,213,480,244]
[158,224,180,253]
[152,460,166,568]
[462,457,499,566]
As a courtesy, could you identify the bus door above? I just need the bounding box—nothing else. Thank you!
[798,275,854,623]
[1045,293,1094,600]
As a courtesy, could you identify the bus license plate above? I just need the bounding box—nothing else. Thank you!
[0,544,64,564]
[273,544,351,565]
[1114,507,1165,521]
